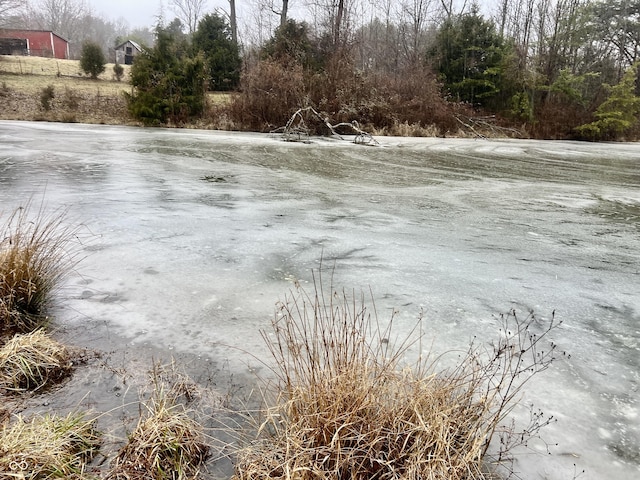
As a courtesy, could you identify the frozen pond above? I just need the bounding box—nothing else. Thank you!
[0,120,638,479]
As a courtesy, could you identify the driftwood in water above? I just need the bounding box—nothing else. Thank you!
[271,106,378,145]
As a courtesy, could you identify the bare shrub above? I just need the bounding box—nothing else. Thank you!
[63,87,80,110]
[113,63,125,82]
[380,66,472,134]
[226,54,470,136]
[235,276,560,480]
[40,85,55,111]
[374,121,442,137]
[532,100,592,139]
[226,58,307,131]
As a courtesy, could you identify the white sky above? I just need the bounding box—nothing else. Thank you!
[87,0,232,29]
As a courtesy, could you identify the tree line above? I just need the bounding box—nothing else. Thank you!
[2,0,640,139]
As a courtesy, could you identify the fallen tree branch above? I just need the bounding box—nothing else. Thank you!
[271,106,378,145]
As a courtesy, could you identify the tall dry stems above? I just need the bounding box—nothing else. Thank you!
[235,273,561,480]
[0,203,79,336]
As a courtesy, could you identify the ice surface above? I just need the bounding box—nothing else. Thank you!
[0,121,638,479]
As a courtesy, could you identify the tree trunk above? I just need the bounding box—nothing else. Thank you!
[334,0,345,46]
[280,0,289,28]
[229,0,238,44]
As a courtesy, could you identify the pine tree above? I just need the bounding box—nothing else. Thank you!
[192,13,241,91]
[576,62,640,140]
[126,27,207,125]
[79,42,106,80]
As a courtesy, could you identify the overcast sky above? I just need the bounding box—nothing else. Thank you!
[87,0,231,29]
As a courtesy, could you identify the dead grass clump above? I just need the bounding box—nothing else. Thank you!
[234,275,560,480]
[0,411,101,479]
[0,329,72,393]
[373,121,442,137]
[0,204,79,335]
[109,384,209,479]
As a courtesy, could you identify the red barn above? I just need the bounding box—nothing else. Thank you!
[0,29,69,59]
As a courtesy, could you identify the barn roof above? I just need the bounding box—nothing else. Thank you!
[115,40,142,52]
[0,29,69,43]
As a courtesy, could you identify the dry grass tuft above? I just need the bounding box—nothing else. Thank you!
[234,274,560,480]
[0,203,79,336]
[0,411,101,479]
[109,381,210,480]
[0,329,72,393]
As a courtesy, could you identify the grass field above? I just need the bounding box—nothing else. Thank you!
[0,55,132,94]
[0,55,134,124]
[0,55,233,126]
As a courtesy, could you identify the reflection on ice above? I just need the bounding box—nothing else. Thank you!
[0,121,638,479]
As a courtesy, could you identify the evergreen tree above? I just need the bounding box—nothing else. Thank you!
[192,13,241,91]
[262,19,320,70]
[576,62,640,140]
[79,42,106,80]
[126,26,207,125]
[428,6,508,108]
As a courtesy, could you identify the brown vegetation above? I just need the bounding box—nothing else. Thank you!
[0,204,80,336]
[1,55,513,137]
[108,377,210,479]
[0,411,101,479]
[224,56,471,136]
[234,277,560,480]
[0,329,72,393]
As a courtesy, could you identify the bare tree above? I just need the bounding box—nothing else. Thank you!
[439,0,468,19]
[29,0,90,41]
[242,0,279,47]
[0,0,24,26]
[169,0,208,34]
[306,0,353,48]
[398,0,435,65]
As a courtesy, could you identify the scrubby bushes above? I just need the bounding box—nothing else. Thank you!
[227,58,307,131]
[113,63,125,82]
[39,85,55,111]
[226,53,467,135]
[235,279,560,479]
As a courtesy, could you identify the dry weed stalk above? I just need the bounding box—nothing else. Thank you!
[234,274,560,480]
[0,329,72,393]
[108,365,210,480]
[0,203,80,336]
[0,411,101,479]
